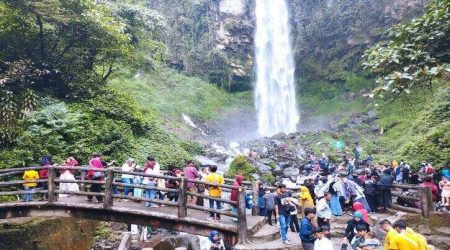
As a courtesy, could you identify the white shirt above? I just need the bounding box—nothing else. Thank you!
[142,166,160,184]
[314,237,334,250]
[121,163,135,178]
[316,198,332,219]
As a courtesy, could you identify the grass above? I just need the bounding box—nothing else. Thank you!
[109,67,252,121]
[300,94,369,117]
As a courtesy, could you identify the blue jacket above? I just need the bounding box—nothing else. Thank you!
[300,217,315,243]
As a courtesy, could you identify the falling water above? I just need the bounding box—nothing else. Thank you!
[254,0,299,137]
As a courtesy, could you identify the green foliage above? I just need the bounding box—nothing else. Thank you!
[363,0,450,100]
[0,0,131,144]
[376,86,449,166]
[226,156,257,181]
[109,68,252,120]
[14,100,134,165]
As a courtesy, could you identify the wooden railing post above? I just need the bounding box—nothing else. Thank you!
[47,167,57,203]
[252,180,259,216]
[237,187,248,244]
[419,186,433,218]
[178,178,187,218]
[80,171,86,192]
[103,169,114,208]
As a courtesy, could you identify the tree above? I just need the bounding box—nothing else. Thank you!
[363,0,450,101]
[0,0,131,145]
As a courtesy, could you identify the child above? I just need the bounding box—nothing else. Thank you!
[351,224,369,250]
[205,165,224,221]
[439,176,450,206]
[22,168,39,202]
[362,232,380,250]
[313,226,334,250]
[208,230,225,250]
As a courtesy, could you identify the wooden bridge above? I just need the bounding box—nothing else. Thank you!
[0,166,304,249]
[0,166,434,249]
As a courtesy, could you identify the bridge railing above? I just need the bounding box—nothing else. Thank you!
[0,166,248,240]
[391,183,433,218]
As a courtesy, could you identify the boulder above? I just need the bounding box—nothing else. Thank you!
[256,163,272,175]
[367,109,378,119]
[273,165,283,176]
[283,167,300,178]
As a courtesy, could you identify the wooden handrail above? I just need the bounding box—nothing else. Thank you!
[55,190,105,197]
[0,166,51,173]
[111,169,181,181]
[113,182,178,193]
[0,179,48,186]
[186,191,237,205]
[112,194,179,207]
[186,204,237,218]
[0,190,48,196]
[392,183,420,190]
[54,179,106,184]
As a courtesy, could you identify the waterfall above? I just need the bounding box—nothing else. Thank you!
[254,0,299,137]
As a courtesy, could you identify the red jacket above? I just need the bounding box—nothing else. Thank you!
[230,175,245,203]
[421,182,439,201]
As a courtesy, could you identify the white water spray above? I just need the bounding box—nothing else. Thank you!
[254,0,299,137]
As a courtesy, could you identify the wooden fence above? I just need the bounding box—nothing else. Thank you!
[0,166,249,242]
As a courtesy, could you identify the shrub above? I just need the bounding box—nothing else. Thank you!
[226,156,257,181]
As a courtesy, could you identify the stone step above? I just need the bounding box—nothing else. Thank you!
[235,232,302,250]
[247,216,267,235]
[249,224,281,243]
[434,227,450,236]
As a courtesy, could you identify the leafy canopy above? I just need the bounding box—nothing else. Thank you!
[0,0,131,145]
[363,0,450,100]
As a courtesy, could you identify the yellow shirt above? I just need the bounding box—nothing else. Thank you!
[23,170,39,187]
[385,229,398,250]
[389,231,420,250]
[406,228,429,250]
[205,173,224,197]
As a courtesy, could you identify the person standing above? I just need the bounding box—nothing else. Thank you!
[263,189,277,225]
[314,226,334,250]
[287,191,300,233]
[59,157,80,197]
[205,165,224,221]
[377,169,394,210]
[165,165,180,202]
[299,186,315,215]
[258,183,267,217]
[86,155,104,202]
[142,156,160,207]
[316,192,332,228]
[275,184,292,245]
[300,208,316,250]
[22,168,39,202]
[183,160,199,205]
[230,175,244,222]
[439,176,450,205]
[364,174,378,213]
[121,158,136,199]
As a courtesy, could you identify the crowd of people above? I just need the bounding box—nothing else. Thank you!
[21,154,231,220]
[255,153,449,249]
[19,152,449,249]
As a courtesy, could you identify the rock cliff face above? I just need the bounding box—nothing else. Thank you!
[147,0,429,92]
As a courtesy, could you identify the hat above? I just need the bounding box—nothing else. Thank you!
[354,211,363,219]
